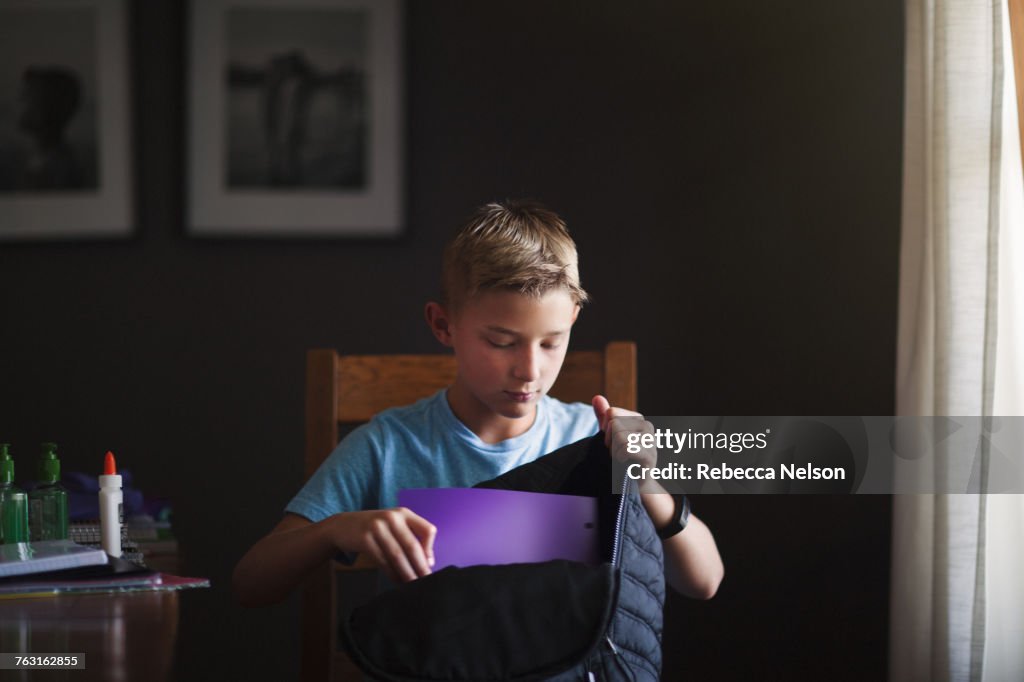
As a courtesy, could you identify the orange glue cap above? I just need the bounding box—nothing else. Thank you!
[104,451,118,475]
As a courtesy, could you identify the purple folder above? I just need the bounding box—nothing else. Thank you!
[398,488,600,569]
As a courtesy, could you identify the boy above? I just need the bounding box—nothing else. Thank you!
[233,201,723,604]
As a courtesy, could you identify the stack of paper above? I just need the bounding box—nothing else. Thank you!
[0,540,209,598]
[0,540,108,578]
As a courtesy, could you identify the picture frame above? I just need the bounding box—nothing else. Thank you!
[187,0,403,238]
[0,0,132,241]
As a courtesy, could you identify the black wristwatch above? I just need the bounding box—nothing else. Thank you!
[656,495,690,540]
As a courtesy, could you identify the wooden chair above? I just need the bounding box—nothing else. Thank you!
[301,342,637,682]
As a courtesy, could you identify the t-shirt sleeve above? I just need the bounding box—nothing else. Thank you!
[285,421,384,523]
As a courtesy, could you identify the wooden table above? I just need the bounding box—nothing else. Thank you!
[0,591,179,681]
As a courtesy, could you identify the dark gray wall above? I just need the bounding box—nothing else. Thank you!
[0,1,901,680]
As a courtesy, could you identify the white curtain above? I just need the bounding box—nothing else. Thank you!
[893,0,1024,681]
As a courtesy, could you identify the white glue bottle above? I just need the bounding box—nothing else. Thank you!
[99,451,123,558]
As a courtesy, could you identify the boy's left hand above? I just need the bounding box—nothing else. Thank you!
[592,394,657,470]
[594,395,724,599]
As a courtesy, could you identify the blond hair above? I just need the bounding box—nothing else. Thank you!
[441,200,589,310]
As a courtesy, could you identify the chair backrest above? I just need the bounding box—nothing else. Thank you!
[300,342,637,682]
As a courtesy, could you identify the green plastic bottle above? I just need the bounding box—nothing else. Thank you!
[28,442,68,541]
[0,444,30,544]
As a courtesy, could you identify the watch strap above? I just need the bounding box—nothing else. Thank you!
[656,495,690,540]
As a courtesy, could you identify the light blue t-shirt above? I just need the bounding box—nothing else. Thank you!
[286,389,599,521]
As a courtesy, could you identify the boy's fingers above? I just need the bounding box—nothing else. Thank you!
[403,510,437,568]
[606,406,643,419]
[364,535,406,583]
[373,516,420,582]
[606,416,657,466]
[389,512,433,578]
[594,397,645,447]
[592,395,611,431]
[378,533,417,582]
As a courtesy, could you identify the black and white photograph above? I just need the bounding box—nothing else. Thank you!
[0,6,99,193]
[188,0,402,238]
[0,0,131,240]
[225,9,368,190]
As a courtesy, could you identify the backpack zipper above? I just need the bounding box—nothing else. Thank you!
[609,472,631,567]
[606,635,638,682]
[591,472,635,680]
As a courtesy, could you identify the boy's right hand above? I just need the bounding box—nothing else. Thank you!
[329,508,437,583]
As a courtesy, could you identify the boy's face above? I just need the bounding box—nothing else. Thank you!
[429,289,579,437]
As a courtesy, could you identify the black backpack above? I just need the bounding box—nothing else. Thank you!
[340,435,666,681]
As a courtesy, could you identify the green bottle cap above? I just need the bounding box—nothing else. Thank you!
[0,444,12,485]
[38,442,60,483]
